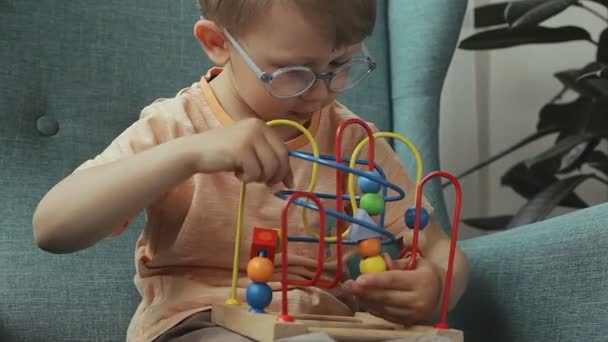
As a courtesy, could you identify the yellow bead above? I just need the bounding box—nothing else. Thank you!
[359,255,386,274]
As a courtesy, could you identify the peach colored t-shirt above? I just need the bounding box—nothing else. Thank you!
[76,68,431,342]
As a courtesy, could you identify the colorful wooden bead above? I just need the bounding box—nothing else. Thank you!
[357,238,381,257]
[247,256,274,283]
[404,206,429,230]
[360,193,385,215]
[246,282,273,313]
[358,171,382,193]
[359,255,387,274]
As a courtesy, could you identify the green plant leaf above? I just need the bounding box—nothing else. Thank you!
[577,66,608,81]
[555,64,608,99]
[462,215,514,231]
[443,126,559,187]
[555,70,599,97]
[598,28,608,63]
[506,0,578,28]
[506,174,593,228]
[525,134,596,168]
[558,138,600,173]
[538,98,608,173]
[501,162,588,207]
[539,96,608,137]
[586,98,608,136]
[576,61,608,85]
[587,150,608,177]
[474,2,510,28]
[537,97,593,134]
[459,26,592,50]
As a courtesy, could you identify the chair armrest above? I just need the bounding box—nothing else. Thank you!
[449,202,608,342]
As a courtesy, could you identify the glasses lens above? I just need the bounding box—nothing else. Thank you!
[269,68,315,98]
[330,60,372,92]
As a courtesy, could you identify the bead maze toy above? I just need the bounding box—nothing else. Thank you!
[211,118,463,342]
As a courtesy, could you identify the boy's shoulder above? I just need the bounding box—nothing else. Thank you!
[139,81,206,121]
[324,101,379,134]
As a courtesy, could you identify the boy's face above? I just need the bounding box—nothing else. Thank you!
[223,4,364,123]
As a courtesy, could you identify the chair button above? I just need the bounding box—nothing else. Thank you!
[36,115,59,136]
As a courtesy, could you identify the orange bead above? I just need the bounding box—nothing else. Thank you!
[247,256,274,282]
[357,238,381,257]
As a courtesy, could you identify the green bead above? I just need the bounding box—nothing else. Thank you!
[360,193,385,215]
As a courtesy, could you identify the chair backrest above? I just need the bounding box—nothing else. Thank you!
[0,1,394,340]
[387,0,468,231]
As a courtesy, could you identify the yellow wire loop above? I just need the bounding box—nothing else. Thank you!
[343,132,423,238]
[227,119,320,304]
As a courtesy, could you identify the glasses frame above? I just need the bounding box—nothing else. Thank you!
[200,16,377,99]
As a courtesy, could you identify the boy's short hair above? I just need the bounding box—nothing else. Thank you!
[199,0,376,49]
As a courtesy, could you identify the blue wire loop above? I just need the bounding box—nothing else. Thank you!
[274,151,406,245]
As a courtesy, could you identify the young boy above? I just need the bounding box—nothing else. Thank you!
[33,1,468,341]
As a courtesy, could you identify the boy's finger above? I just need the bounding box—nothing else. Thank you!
[253,137,279,184]
[283,166,295,188]
[262,130,290,186]
[387,257,409,271]
[355,270,416,290]
[388,253,431,271]
[355,288,418,307]
[235,148,261,183]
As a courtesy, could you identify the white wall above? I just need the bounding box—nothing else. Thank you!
[440,0,608,239]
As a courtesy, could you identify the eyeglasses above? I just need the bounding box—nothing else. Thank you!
[201,16,376,99]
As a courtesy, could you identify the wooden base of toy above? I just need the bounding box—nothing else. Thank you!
[211,304,463,342]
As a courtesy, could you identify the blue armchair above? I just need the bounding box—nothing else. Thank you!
[2,1,607,341]
[388,2,608,342]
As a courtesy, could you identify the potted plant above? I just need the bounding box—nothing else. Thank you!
[453,0,608,230]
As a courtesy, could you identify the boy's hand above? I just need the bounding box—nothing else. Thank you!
[344,255,443,326]
[187,118,294,187]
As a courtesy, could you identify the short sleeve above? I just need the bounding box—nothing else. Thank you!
[72,98,186,236]
[74,100,180,172]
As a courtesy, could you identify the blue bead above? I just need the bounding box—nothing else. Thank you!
[404,206,429,230]
[246,282,273,313]
[358,171,382,194]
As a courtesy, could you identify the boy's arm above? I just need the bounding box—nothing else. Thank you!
[33,116,294,254]
[33,136,197,254]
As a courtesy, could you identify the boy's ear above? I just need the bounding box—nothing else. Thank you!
[193,20,230,66]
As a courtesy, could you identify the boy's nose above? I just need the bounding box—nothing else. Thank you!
[300,79,330,101]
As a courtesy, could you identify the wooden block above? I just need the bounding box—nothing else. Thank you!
[211,304,463,342]
[250,227,279,263]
